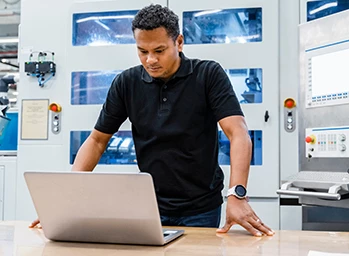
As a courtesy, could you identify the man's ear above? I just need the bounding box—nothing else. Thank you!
[176,34,184,52]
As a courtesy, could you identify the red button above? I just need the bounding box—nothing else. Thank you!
[51,105,57,112]
[48,102,62,112]
[305,136,314,143]
[285,99,295,108]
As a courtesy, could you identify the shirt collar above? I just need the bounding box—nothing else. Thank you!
[141,52,193,83]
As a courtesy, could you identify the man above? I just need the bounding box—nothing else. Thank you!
[31,4,274,237]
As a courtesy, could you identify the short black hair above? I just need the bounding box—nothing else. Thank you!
[132,4,180,41]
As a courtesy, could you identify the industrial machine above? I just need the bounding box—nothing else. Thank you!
[277,9,349,231]
[16,0,295,231]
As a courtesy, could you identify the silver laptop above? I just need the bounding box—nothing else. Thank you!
[24,171,184,245]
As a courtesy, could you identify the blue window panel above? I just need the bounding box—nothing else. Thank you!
[183,8,262,44]
[218,130,262,166]
[72,10,138,46]
[0,112,18,151]
[226,68,262,104]
[70,131,136,165]
[71,130,261,166]
[71,70,122,105]
[307,0,349,21]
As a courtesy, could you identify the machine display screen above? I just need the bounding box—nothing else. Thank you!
[312,49,349,97]
[307,47,349,107]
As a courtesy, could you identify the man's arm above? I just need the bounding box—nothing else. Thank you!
[72,129,113,172]
[216,115,274,236]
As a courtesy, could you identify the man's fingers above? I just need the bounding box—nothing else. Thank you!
[239,221,263,237]
[251,218,274,236]
[29,219,40,228]
[216,221,234,233]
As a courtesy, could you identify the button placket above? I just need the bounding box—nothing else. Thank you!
[159,83,169,113]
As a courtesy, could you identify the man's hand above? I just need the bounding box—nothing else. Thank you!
[216,196,274,237]
[29,218,41,229]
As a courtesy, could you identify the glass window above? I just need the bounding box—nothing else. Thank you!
[71,70,122,105]
[218,130,262,165]
[0,112,18,151]
[183,8,262,44]
[72,10,138,46]
[71,130,262,166]
[70,131,136,165]
[226,68,262,104]
[307,0,349,21]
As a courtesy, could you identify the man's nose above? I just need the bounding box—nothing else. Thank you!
[146,54,158,64]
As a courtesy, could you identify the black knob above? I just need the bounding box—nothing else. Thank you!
[264,110,270,122]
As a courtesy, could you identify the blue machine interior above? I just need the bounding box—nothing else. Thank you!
[72,10,138,46]
[0,112,18,151]
[183,8,262,45]
[71,70,122,105]
[226,68,262,104]
[307,0,349,21]
[70,130,262,166]
[218,130,262,165]
[70,131,136,165]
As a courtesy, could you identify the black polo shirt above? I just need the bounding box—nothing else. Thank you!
[95,52,243,216]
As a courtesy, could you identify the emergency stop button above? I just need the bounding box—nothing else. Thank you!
[305,135,316,144]
[49,102,62,112]
[284,98,296,109]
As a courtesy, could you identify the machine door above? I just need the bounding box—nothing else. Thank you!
[66,0,167,173]
[169,0,280,229]
[16,0,167,221]
[169,0,279,198]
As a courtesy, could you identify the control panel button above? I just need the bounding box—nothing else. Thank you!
[339,134,346,142]
[305,135,315,144]
[339,144,346,152]
[284,98,296,109]
[48,102,62,112]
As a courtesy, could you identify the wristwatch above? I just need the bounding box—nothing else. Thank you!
[227,185,247,199]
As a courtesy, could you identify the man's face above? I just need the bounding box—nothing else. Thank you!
[134,27,183,81]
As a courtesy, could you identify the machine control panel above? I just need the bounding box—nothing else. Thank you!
[49,103,61,134]
[305,126,349,158]
[283,98,296,132]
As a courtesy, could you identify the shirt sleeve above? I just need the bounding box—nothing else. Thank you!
[94,74,128,134]
[206,62,244,122]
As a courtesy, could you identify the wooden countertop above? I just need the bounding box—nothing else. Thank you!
[1,221,349,255]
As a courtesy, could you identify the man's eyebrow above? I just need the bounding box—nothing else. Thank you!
[154,46,166,50]
[137,46,167,51]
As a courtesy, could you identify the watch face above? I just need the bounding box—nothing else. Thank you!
[235,185,247,197]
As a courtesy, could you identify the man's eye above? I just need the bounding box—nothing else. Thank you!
[140,50,147,54]
[155,50,164,53]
